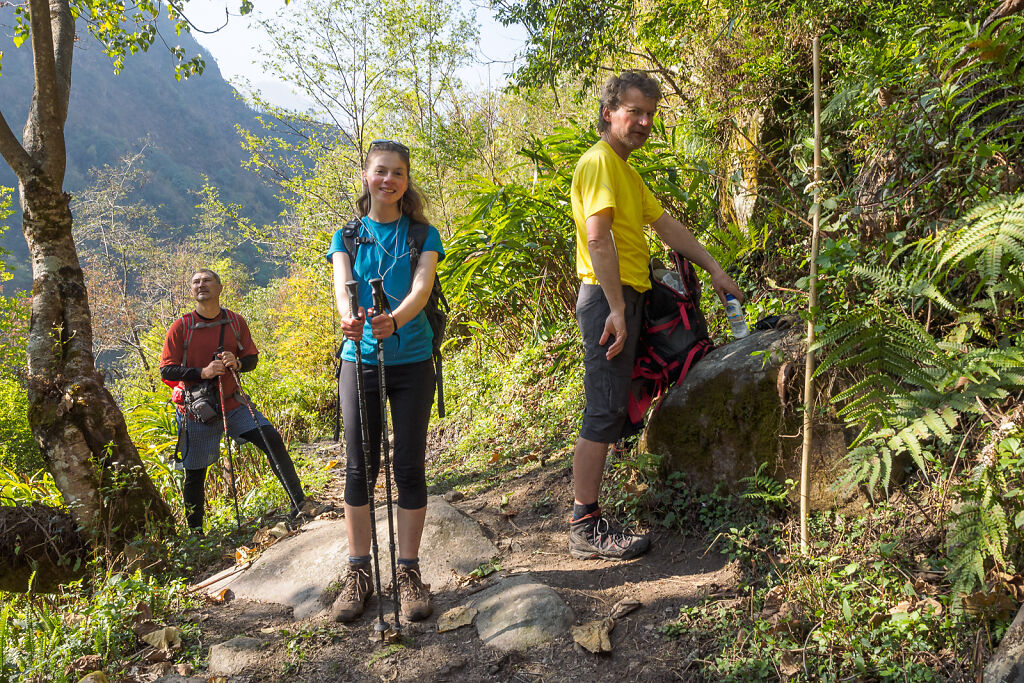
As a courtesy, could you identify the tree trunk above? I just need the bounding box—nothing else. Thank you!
[22,177,172,541]
[0,0,172,557]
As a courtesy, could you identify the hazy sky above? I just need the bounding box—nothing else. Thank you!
[185,0,529,110]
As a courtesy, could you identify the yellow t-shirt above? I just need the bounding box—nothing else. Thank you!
[571,140,665,292]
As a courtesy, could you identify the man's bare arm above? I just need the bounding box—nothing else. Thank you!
[651,212,744,304]
[586,208,628,359]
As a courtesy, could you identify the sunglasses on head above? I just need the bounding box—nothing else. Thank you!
[368,139,410,154]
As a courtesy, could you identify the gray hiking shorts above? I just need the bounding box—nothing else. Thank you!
[576,283,644,444]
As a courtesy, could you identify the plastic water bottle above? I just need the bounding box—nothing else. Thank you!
[725,294,749,339]
[661,270,687,296]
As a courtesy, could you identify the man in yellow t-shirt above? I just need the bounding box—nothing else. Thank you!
[568,71,744,561]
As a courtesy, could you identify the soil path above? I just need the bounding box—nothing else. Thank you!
[176,441,740,682]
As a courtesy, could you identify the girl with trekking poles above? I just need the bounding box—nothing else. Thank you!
[327,139,444,626]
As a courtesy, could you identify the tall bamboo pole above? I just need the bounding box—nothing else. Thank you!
[800,37,823,553]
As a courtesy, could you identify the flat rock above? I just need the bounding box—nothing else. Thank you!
[201,496,495,619]
[208,635,263,676]
[471,573,574,651]
[154,676,207,683]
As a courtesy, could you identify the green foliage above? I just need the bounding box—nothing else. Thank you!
[946,434,1023,600]
[428,325,584,493]
[0,569,200,681]
[663,502,989,680]
[0,379,43,476]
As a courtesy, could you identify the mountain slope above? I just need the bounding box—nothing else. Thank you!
[0,16,281,291]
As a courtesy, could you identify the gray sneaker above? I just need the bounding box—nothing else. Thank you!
[569,514,650,560]
[331,564,373,622]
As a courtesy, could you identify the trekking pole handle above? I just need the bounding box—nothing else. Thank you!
[345,280,360,319]
[369,278,389,314]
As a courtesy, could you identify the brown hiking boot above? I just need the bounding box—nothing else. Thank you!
[330,564,373,622]
[396,564,432,621]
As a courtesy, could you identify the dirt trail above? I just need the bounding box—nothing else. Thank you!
[182,442,740,682]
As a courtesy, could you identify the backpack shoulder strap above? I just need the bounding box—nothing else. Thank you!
[406,221,429,277]
[182,312,197,365]
[341,218,362,264]
[221,308,244,352]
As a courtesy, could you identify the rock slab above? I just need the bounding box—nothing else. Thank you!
[201,496,495,619]
[471,573,574,651]
[643,327,859,510]
[208,635,263,676]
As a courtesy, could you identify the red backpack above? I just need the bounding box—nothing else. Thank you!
[622,252,714,439]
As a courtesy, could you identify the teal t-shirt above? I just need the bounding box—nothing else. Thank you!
[326,215,445,366]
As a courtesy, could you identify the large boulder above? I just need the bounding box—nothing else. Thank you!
[642,327,858,511]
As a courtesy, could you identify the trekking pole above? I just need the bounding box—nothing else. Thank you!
[369,277,402,638]
[347,280,391,641]
[228,364,304,516]
[217,374,242,530]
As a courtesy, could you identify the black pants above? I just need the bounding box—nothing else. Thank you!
[341,359,434,509]
[182,425,305,530]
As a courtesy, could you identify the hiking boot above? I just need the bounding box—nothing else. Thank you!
[396,564,433,621]
[569,513,650,560]
[291,498,334,523]
[331,564,373,622]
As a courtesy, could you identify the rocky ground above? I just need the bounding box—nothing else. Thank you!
[154,442,742,683]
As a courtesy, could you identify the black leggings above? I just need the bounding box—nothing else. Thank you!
[341,359,434,509]
[182,425,306,530]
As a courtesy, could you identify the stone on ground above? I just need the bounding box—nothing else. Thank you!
[200,496,495,619]
[471,573,574,651]
[643,327,860,510]
[208,635,264,676]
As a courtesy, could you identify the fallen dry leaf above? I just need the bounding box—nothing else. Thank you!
[867,612,886,628]
[571,618,614,654]
[205,588,234,605]
[144,648,171,663]
[140,626,181,651]
[768,602,806,637]
[760,585,786,618]
[610,598,642,619]
[68,654,102,673]
[889,599,915,615]
[324,459,340,469]
[437,605,478,632]
[779,651,801,677]
[235,546,254,563]
[963,587,1018,620]
[133,601,154,622]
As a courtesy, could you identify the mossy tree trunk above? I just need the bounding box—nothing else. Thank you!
[0,0,171,554]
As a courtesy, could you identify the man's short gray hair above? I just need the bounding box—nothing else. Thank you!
[597,71,662,133]
[192,268,221,284]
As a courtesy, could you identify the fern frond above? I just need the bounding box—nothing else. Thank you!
[940,194,1024,289]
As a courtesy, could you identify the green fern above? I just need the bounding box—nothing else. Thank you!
[940,194,1024,290]
[739,462,791,507]
[947,476,1011,600]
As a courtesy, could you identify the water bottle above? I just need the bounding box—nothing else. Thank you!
[725,294,749,339]
[661,270,687,296]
